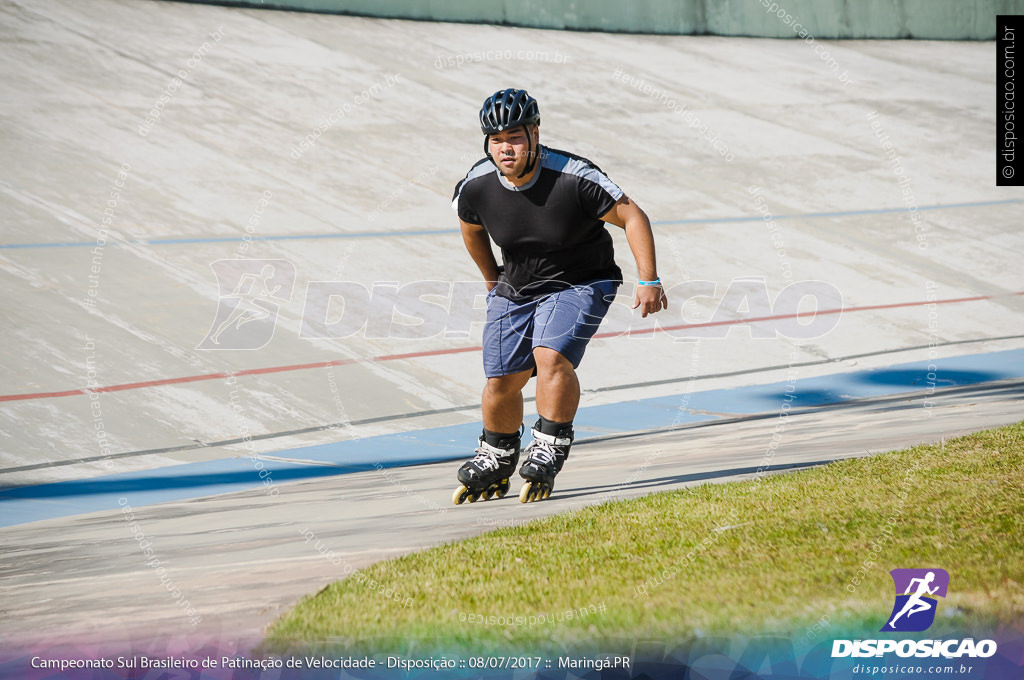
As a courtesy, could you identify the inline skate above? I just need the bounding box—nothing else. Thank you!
[452,433,520,505]
[518,423,573,503]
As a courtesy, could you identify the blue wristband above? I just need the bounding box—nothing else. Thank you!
[638,278,662,286]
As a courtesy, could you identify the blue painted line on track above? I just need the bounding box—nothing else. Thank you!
[2,199,1019,250]
[1,348,1022,528]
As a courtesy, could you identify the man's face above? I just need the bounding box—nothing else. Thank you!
[487,124,539,178]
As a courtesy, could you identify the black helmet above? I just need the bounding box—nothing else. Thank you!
[479,88,540,135]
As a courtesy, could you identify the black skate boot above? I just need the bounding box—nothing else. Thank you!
[453,432,520,505]
[518,421,573,503]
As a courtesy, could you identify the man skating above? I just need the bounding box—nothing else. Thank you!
[451,88,667,504]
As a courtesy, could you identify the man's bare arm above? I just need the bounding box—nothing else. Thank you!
[601,196,668,317]
[460,218,500,291]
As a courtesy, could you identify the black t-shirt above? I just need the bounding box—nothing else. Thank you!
[452,145,625,302]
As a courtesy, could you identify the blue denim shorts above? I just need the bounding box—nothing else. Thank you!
[482,279,618,378]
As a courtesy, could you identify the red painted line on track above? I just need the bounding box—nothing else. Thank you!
[2,292,1019,403]
[596,293,1000,339]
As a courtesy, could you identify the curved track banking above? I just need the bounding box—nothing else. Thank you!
[1,198,1020,250]
[2,0,1023,483]
[1,0,1023,662]
[0,335,1019,478]
[2,348,1022,528]
[2,292,1021,405]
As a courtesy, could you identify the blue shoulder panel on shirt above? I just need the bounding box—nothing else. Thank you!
[540,147,624,202]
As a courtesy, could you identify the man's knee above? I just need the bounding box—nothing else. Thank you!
[487,371,530,394]
[533,346,574,374]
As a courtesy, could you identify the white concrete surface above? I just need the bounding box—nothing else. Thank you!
[1,0,1021,488]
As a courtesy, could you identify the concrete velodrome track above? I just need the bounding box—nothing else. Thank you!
[1,0,1023,657]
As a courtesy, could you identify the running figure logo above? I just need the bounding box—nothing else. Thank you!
[197,259,296,350]
[881,568,949,632]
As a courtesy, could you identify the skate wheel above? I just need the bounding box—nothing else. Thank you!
[480,489,494,501]
[495,479,510,499]
[453,485,479,505]
[519,481,553,503]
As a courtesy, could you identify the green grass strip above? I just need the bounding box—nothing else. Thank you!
[263,420,1024,655]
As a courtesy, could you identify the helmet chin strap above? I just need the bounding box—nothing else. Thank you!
[516,127,538,179]
[484,135,495,166]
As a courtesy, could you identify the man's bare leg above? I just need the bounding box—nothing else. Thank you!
[533,346,580,421]
[454,368,534,504]
[515,347,580,501]
[481,369,533,433]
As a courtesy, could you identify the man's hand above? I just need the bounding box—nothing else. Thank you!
[633,283,668,318]
[601,196,667,318]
